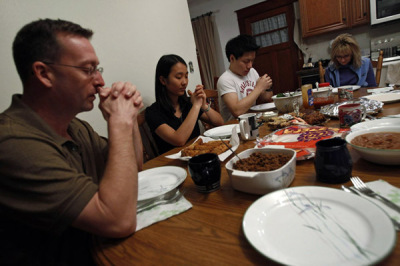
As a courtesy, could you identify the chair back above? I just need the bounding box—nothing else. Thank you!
[204,89,219,113]
[137,109,159,162]
[371,50,384,85]
[319,61,325,83]
[201,76,220,130]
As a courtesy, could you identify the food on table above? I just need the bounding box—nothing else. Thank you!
[233,152,291,171]
[181,138,231,157]
[256,125,344,160]
[261,111,278,121]
[265,111,328,129]
[350,132,400,149]
[266,116,294,129]
[300,111,328,125]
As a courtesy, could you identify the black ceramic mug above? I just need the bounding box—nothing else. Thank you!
[314,137,352,184]
[188,153,221,193]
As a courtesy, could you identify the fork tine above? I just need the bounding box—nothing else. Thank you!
[354,176,367,188]
[350,176,364,190]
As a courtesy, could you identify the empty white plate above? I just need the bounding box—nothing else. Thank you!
[243,186,396,266]
[138,166,186,201]
[363,93,400,104]
[249,102,276,111]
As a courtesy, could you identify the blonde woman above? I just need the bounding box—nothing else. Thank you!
[324,33,376,87]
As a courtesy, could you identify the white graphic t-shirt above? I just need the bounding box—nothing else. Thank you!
[217,68,259,122]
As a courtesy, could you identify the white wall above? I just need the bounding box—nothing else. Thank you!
[0,0,201,137]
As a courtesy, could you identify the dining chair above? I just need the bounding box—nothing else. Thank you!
[319,61,325,83]
[204,89,219,113]
[371,50,384,85]
[202,89,220,131]
[201,76,220,130]
[137,109,159,162]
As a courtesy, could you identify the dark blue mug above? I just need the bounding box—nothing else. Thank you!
[314,137,352,184]
[188,153,221,193]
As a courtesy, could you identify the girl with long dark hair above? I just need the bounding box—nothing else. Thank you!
[146,54,223,154]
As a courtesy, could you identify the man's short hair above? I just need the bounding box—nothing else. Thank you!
[12,18,94,83]
[225,34,260,62]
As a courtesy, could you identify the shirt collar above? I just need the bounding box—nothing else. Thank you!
[3,94,79,146]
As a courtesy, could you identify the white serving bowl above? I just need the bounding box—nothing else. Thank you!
[225,148,296,194]
[345,124,400,165]
[312,87,332,97]
[272,92,303,113]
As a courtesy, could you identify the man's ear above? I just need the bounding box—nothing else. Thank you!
[229,54,236,63]
[32,61,53,87]
[159,76,167,86]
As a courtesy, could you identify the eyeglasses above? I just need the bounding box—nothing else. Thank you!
[335,54,351,60]
[42,61,103,76]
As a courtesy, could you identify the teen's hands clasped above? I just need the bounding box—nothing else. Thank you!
[256,74,273,91]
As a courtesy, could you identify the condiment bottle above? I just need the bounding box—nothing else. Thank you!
[319,82,330,88]
[301,84,314,109]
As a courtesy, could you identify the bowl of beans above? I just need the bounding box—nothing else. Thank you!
[345,119,400,165]
[225,148,296,194]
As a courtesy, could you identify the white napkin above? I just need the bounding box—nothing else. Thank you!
[165,126,240,162]
[386,62,400,85]
[136,196,192,231]
[354,180,400,226]
[367,87,394,94]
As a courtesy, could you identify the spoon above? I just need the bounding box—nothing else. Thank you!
[218,137,242,162]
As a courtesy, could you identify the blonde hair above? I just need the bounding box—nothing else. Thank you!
[330,33,362,69]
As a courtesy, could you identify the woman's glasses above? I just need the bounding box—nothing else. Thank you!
[335,54,351,60]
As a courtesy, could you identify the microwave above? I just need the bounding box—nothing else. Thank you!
[370,0,400,25]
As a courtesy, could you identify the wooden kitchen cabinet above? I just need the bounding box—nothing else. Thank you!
[350,0,370,27]
[299,0,370,38]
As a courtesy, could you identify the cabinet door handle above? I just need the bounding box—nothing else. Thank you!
[343,17,346,21]
[363,12,367,16]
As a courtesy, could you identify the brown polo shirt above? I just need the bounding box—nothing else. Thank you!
[0,94,108,265]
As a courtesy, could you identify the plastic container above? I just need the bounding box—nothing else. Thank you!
[301,84,314,109]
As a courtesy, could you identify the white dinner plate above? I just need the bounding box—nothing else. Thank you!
[203,124,239,139]
[138,166,186,201]
[350,117,400,131]
[243,186,396,266]
[331,85,361,94]
[249,102,276,112]
[363,93,400,103]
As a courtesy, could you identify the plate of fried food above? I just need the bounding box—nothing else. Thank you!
[166,129,240,162]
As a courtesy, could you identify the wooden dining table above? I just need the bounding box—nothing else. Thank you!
[93,87,400,265]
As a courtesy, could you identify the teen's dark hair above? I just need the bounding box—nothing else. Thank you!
[12,18,93,83]
[225,34,260,61]
[155,54,190,114]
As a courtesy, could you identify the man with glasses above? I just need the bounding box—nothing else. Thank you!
[0,19,143,265]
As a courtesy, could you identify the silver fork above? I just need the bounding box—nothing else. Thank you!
[350,176,400,214]
[137,189,187,213]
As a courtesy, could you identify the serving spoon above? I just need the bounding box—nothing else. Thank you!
[218,137,242,162]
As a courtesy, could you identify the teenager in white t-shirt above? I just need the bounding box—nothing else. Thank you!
[218,34,273,122]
